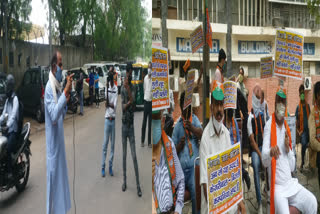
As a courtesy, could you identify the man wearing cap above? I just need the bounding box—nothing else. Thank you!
[262,88,317,214]
[247,85,264,213]
[141,61,152,148]
[199,80,246,214]
[152,110,185,214]
[172,91,203,214]
[214,49,226,83]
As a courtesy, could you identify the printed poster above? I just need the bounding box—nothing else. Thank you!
[206,143,243,214]
[152,46,170,111]
[190,25,204,53]
[183,69,196,110]
[260,56,273,79]
[285,116,296,149]
[223,81,237,109]
[274,29,304,80]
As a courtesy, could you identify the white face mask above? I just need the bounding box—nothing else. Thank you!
[148,68,152,75]
[276,103,286,121]
[212,114,224,134]
[252,93,261,116]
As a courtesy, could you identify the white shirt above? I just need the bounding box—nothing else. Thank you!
[144,74,152,101]
[262,115,302,197]
[214,68,223,83]
[105,84,118,118]
[199,117,237,214]
[247,112,254,137]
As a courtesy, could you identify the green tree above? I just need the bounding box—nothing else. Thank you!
[307,0,320,23]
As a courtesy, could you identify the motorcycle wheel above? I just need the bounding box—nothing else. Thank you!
[15,150,30,193]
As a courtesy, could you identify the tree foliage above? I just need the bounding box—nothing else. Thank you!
[0,0,32,40]
[307,0,320,23]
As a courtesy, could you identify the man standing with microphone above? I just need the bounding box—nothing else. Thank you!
[45,51,73,214]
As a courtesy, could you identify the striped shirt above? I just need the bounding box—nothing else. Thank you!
[154,137,185,214]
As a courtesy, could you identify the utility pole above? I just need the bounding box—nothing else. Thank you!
[202,0,210,127]
[226,0,232,78]
[49,0,52,64]
[3,0,8,73]
[161,0,168,48]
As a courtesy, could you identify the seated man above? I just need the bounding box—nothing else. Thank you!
[172,91,203,214]
[247,85,264,214]
[199,81,246,214]
[0,74,19,177]
[262,88,318,214]
[152,110,185,214]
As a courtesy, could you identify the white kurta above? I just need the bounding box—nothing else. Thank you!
[199,118,238,214]
[262,115,317,214]
[45,82,71,214]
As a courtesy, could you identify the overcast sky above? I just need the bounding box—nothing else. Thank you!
[29,0,152,44]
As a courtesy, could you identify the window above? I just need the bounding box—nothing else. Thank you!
[248,62,260,78]
[18,53,22,66]
[23,71,32,85]
[9,52,14,67]
[315,62,320,75]
[97,67,104,77]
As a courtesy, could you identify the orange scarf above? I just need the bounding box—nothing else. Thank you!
[153,130,177,213]
[315,104,320,142]
[253,112,264,137]
[270,113,292,214]
[182,114,193,157]
[299,101,309,133]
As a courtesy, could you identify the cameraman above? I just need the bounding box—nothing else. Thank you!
[0,74,19,178]
[45,51,73,214]
[101,70,118,177]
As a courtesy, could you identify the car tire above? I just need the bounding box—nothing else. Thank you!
[36,105,44,123]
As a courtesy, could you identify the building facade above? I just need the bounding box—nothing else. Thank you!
[152,0,320,121]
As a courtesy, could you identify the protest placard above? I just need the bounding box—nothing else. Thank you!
[190,25,204,53]
[183,69,196,110]
[260,56,273,79]
[152,46,170,111]
[206,143,243,214]
[274,29,304,80]
[285,116,296,149]
[223,81,237,109]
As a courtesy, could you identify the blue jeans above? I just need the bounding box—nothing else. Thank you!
[251,146,262,204]
[78,89,84,114]
[101,119,115,169]
[184,167,199,214]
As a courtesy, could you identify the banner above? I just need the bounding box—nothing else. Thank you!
[183,69,196,110]
[285,116,296,149]
[152,46,170,111]
[223,81,237,109]
[260,56,273,79]
[190,25,204,53]
[206,143,243,214]
[274,29,304,80]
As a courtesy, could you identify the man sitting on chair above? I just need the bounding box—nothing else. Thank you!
[262,88,318,214]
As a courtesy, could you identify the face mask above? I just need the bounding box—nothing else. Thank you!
[212,114,224,134]
[252,94,261,116]
[300,93,305,101]
[55,65,63,82]
[152,119,162,145]
[148,68,151,75]
[276,103,286,121]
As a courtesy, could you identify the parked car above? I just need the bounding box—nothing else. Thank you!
[119,63,127,87]
[0,72,7,115]
[83,63,108,89]
[17,66,50,123]
[100,62,122,93]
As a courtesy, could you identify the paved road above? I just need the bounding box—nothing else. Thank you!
[0,97,152,214]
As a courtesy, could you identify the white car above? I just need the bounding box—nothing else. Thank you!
[99,62,122,93]
[83,63,108,89]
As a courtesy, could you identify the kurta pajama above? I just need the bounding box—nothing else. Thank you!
[45,81,71,214]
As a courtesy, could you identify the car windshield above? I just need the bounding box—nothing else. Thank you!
[0,79,6,94]
[132,68,141,81]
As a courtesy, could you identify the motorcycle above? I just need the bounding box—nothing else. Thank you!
[0,114,32,192]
